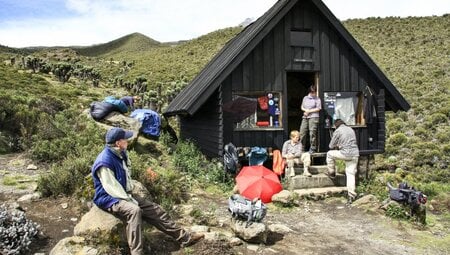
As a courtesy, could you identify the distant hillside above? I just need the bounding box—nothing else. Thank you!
[75,32,161,57]
[0,44,33,55]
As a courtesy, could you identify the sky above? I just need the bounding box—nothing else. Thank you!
[0,0,449,48]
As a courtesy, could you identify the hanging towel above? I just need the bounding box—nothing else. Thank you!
[272,149,286,175]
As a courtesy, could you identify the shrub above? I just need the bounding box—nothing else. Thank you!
[172,140,233,190]
[0,204,40,255]
[388,132,408,146]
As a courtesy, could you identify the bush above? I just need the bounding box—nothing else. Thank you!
[0,204,40,255]
[172,140,233,190]
[388,132,408,146]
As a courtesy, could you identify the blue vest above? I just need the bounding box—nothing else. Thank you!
[91,146,128,209]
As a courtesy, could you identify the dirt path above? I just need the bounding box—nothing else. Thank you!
[0,153,449,255]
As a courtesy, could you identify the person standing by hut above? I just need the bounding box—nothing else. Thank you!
[300,85,322,153]
[326,119,359,205]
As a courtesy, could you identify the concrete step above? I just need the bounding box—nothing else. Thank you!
[287,173,346,190]
[272,187,347,204]
[293,165,328,175]
[293,186,347,198]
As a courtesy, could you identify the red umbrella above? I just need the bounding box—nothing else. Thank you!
[236,165,283,203]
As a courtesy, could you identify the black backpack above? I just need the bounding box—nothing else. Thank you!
[387,182,427,208]
[223,143,239,174]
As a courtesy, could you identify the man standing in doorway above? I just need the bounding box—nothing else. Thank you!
[326,119,360,204]
[300,85,322,153]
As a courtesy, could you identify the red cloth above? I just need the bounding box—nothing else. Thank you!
[272,150,285,175]
[258,96,269,110]
[256,121,270,126]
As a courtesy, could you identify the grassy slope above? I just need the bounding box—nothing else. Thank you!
[0,15,448,192]
[343,16,450,175]
[75,32,161,57]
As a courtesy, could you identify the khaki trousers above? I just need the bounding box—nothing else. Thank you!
[107,197,189,255]
[286,152,311,177]
[326,150,359,198]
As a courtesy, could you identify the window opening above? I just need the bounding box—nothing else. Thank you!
[223,92,283,130]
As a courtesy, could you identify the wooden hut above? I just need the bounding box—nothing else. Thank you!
[164,0,410,160]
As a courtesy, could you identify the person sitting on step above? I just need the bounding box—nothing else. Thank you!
[282,130,312,178]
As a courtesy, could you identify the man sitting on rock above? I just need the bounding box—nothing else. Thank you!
[91,127,204,255]
[282,130,312,178]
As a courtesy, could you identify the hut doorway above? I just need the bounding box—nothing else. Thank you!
[286,71,317,135]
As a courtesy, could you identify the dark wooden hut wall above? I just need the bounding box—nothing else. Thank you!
[222,0,387,154]
[179,90,223,157]
[178,0,392,157]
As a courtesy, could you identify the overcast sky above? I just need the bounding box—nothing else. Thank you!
[0,0,448,47]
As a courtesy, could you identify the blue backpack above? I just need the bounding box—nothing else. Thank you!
[103,96,128,113]
[130,109,161,137]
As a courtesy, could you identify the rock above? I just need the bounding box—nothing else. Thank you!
[74,205,126,245]
[49,236,85,255]
[130,180,151,200]
[229,237,243,246]
[190,225,209,233]
[26,164,38,170]
[350,195,381,212]
[271,190,292,204]
[50,236,100,255]
[17,192,41,202]
[268,223,293,234]
[230,219,267,244]
[61,202,68,209]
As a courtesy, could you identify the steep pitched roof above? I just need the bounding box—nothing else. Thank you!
[164,0,410,116]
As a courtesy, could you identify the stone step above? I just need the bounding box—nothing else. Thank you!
[287,173,346,190]
[272,187,347,204]
[292,186,347,198]
[293,165,328,174]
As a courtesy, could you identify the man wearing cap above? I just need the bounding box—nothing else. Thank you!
[91,127,204,255]
[326,119,360,205]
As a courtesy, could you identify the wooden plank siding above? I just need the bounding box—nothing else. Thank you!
[179,90,223,157]
[170,0,406,158]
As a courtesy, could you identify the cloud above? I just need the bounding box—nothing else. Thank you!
[0,0,448,47]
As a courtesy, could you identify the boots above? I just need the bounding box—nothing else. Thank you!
[289,167,295,177]
[303,167,312,177]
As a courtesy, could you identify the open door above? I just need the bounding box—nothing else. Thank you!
[286,71,318,148]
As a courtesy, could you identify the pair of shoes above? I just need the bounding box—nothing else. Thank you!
[325,172,336,179]
[181,232,205,247]
[303,170,312,177]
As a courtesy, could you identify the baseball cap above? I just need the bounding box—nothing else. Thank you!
[105,127,134,144]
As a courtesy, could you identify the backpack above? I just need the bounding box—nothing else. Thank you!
[103,96,128,113]
[228,194,267,227]
[130,109,161,137]
[90,101,116,121]
[247,147,267,166]
[387,182,427,208]
[224,143,239,174]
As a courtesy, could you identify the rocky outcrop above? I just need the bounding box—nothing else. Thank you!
[230,219,268,244]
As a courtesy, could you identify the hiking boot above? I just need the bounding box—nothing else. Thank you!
[289,168,295,177]
[303,169,312,177]
[346,196,354,206]
[181,232,204,247]
[325,171,336,179]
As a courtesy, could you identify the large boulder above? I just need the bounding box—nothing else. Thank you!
[230,219,268,244]
[50,236,99,255]
[73,205,126,246]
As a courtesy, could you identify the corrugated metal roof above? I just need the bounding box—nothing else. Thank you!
[164,0,410,116]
